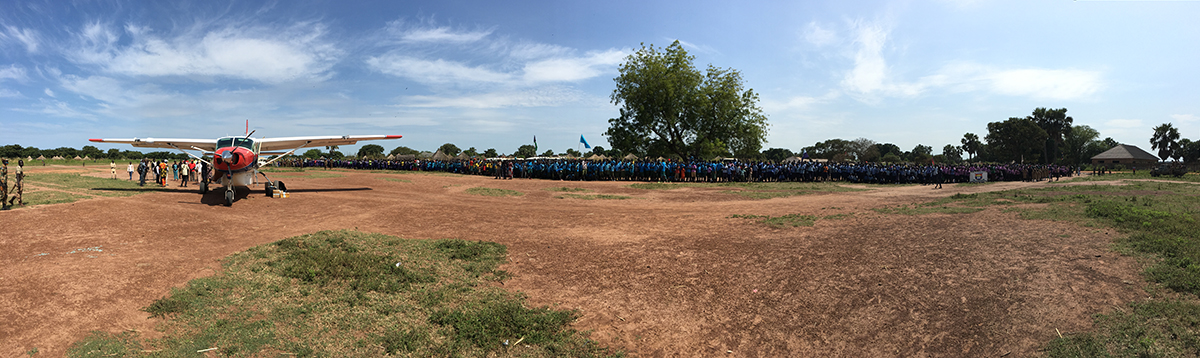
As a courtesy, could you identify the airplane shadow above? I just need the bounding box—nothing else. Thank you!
[191,187,374,206]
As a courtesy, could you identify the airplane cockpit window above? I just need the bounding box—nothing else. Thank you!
[233,138,254,149]
[218,138,254,150]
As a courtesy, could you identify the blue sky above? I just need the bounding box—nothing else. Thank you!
[1,0,1197,156]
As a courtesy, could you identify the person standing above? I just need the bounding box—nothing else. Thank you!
[127,162,134,180]
[1,159,8,210]
[110,160,116,179]
[179,161,189,187]
[137,160,147,186]
[10,160,24,206]
[159,160,168,187]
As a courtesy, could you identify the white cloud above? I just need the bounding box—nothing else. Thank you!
[508,42,573,60]
[0,88,20,98]
[762,90,841,112]
[367,55,512,85]
[399,87,583,108]
[672,39,718,55]
[804,22,837,47]
[983,68,1101,101]
[43,88,54,97]
[1105,119,1143,129]
[384,20,493,44]
[841,21,924,99]
[1170,114,1198,123]
[522,49,625,82]
[2,26,40,53]
[69,21,340,83]
[0,64,26,81]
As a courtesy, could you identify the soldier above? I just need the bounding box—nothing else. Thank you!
[137,159,148,186]
[1,159,8,209]
[11,160,24,206]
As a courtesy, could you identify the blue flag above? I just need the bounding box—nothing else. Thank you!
[580,135,591,149]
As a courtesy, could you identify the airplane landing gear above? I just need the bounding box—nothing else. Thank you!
[199,181,208,194]
[224,188,234,206]
[265,181,275,197]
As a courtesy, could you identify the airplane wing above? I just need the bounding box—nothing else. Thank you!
[89,138,219,152]
[257,135,402,152]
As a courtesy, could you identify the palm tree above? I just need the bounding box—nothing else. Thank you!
[1150,123,1181,162]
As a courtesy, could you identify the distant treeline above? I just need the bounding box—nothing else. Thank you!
[0,144,189,161]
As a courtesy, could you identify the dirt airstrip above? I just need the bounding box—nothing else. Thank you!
[0,167,1149,357]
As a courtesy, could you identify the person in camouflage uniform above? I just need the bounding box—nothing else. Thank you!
[10,160,24,206]
[1,159,8,209]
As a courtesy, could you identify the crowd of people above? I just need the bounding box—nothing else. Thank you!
[274,157,1075,184]
[128,159,209,187]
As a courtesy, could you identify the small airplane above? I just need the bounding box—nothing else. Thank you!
[90,125,401,206]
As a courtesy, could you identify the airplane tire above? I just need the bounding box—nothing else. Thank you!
[199,181,208,194]
[224,189,234,206]
[265,182,275,197]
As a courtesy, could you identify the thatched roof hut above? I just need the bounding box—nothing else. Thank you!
[623,153,638,160]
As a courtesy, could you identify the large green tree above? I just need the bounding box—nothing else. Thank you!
[960,133,982,161]
[514,145,537,158]
[986,117,1048,163]
[1028,107,1073,164]
[437,143,461,157]
[357,144,385,158]
[1151,123,1181,162]
[605,41,768,159]
[761,148,794,162]
[390,146,420,156]
[1061,124,1100,166]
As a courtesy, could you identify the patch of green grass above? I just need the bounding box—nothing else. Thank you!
[556,193,632,200]
[24,172,152,197]
[466,187,524,197]
[17,189,92,206]
[378,177,412,183]
[1062,171,1200,183]
[66,331,141,357]
[258,167,306,173]
[881,181,1200,356]
[1048,300,1200,357]
[69,230,618,357]
[546,187,591,192]
[631,181,865,199]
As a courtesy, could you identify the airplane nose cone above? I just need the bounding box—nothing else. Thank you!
[222,151,234,164]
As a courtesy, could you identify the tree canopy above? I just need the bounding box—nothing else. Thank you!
[1151,123,1181,162]
[390,146,420,156]
[357,144,385,158]
[986,117,1048,163]
[605,41,768,159]
[1028,107,1073,164]
[437,143,461,157]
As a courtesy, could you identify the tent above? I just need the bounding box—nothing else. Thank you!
[74,156,83,160]
[52,156,64,160]
[623,154,639,160]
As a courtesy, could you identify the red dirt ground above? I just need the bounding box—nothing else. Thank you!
[0,167,1150,357]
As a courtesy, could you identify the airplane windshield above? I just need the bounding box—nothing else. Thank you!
[217,137,255,149]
